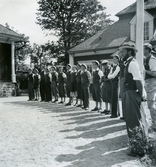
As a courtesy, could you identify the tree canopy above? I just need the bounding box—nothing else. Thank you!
[36,0,113,64]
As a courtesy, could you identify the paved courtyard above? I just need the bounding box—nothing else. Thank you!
[0,96,144,167]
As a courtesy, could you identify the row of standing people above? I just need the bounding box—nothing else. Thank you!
[27,42,156,157]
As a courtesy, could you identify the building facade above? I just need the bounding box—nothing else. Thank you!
[0,24,23,96]
[68,0,156,70]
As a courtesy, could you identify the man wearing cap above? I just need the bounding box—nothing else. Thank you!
[76,63,83,107]
[91,60,103,112]
[50,66,59,103]
[65,64,73,106]
[81,63,91,110]
[144,43,156,132]
[108,55,120,118]
[119,44,147,157]
[101,60,112,114]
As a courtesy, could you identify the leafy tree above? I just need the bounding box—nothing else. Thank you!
[36,0,113,64]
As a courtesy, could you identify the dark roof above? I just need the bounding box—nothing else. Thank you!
[69,18,131,53]
[116,0,156,16]
[0,24,23,40]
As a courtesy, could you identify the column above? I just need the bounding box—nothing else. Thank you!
[11,41,16,83]
[136,0,144,76]
[69,54,74,65]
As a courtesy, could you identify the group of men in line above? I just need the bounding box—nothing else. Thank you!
[27,42,156,157]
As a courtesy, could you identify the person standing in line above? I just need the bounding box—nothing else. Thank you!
[144,43,156,132]
[65,64,73,106]
[91,60,103,112]
[51,66,59,103]
[81,63,91,110]
[101,60,112,114]
[44,67,52,102]
[76,63,83,107]
[71,65,78,105]
[27,68,34,101]
[119,44,147,157]
[118,56,126,120]
[108,55,120,118]
[33,68,40,101]
[58,66,67,104]
[40,64,46,102]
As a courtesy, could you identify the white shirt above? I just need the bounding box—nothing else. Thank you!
[108,64,120,79]
[128,58,142,81]
[149,55,156,71]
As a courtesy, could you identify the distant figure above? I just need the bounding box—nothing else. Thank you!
[144,43,156,132]
[27,68,34,101]
[91,60,103,112]
[50,66,59,103]
[71,65,78,105]
[65,64,72,106]
[76,63,83,107]
[40,64,46,102]
[33,68,40,101]
[44,67,52,102]
[108,55,120,118]
[58,66,66,103]
[101,60,112,114]
[81,63,91,110]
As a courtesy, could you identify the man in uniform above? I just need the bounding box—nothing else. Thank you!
[40,64,45,102]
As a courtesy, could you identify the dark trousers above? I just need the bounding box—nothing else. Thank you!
[66,82,71,97]
[82,83,90,108]
[51,81,58,99]
[77,82,82,99]
[58,83,66,98]
[40,81,45,101]
[28,83,34,100]
[111,80,118,117]
[92,83,102,102]
[120,78,125,117]
[45,82,52,101]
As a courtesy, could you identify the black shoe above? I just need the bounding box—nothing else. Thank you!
[65,103,71,106]
[105,110,111,115]
[77,104,82,107]
[58,101,64,104]
[120,117,125,120]
[91,107,98,111]
[110,115,118,118]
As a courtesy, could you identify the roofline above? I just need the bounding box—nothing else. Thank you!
[68,46,120,54]
[115,2,136,17]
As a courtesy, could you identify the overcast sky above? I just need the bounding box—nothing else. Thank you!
[0,0,136,45]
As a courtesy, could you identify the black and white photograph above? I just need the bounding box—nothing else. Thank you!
[0,0,156,166]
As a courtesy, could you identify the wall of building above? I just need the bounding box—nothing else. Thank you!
[0,82,15,97]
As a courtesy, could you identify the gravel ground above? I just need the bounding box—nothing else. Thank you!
[0,96,145,167]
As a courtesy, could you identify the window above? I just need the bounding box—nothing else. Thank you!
[144,22,149,40]
[134,22,149,41]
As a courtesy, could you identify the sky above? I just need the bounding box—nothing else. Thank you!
[0,0,136,45]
